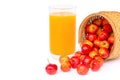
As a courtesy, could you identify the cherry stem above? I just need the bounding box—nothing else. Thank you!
[47,58,50,63]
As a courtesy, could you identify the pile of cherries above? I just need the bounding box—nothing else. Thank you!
[45,18,114,75]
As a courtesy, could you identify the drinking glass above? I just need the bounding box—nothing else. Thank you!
[49,5,76,57]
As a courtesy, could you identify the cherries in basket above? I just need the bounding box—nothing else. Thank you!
[45,18,114,75]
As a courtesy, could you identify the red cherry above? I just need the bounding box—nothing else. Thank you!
[94,39,101,47]
[92,47,99,53]
[79,54,86,64]
[99,40,109,49]
[103,24,113,33]
[79,54,86,61]
[102,18,109,25]
[77,64,89,75]
[83,40,93,47]
[89,50,98,58]
[45,64,58,75]
[81,44,92,55]
[93,55,104,66]
[83,56,92,65]
[93,18,102,26]
[99,48,110,59]
[60,62,71,72]
[85,24,99,34]
[86,33,97,42]
[59,55,70,63]
[108,36,114,44]
[74,51,82,58]
[90,59,101,71]
[98,31,109,41]
[70,56,80,68]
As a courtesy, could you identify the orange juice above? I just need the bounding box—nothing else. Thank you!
[50,12,76,55]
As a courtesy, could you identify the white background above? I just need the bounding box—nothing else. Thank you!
[0,0,120,80]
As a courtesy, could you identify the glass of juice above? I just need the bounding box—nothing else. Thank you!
[49,5,76,57]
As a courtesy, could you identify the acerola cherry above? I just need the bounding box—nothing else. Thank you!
[60,62,71,72]
[94,39,101,47]
[99,48,110,59]
[90,59,101,71]
[93,18,102,26]
[45,64,58,75]
[74,51,82,58]
[89,50,98,58]
[108,36,114,44]
[70,56,80,68]
[92,47,99,53]
[77,64,89,75]
[83,40,93,47]
[102,18,109,25]
[98,31,109,41]
[86,33,97,42]
[81,44,92,55]
[103,24,113,33]
[93,55,104,66]
[59,55,70,63]
[85,24,99,34]
[83,56,92,65]
[99,40,109,49]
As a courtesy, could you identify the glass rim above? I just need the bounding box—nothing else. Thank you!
[49,5,76,10]
[49,5,76,14]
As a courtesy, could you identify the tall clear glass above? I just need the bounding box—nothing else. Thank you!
[49,5,76,56]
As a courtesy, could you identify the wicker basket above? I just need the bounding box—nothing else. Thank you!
[78,11,120,60]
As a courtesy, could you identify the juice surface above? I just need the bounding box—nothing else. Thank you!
[50,12,76,55]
